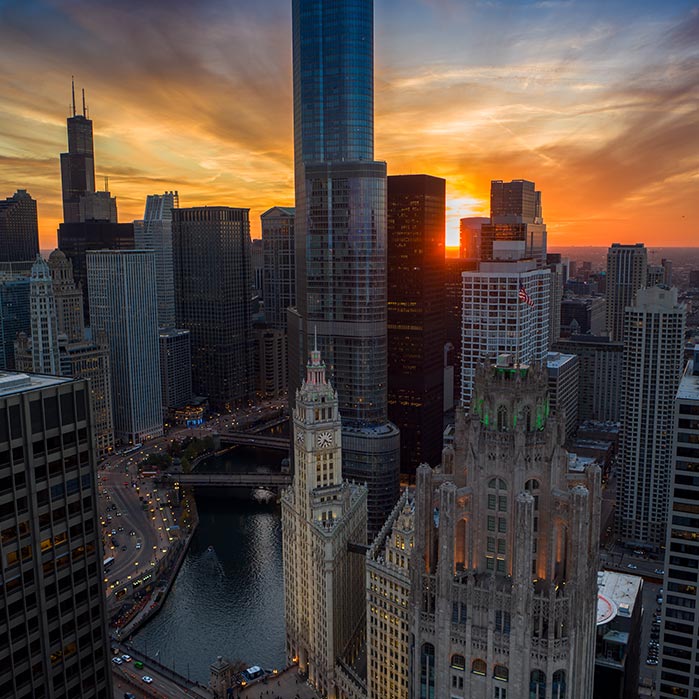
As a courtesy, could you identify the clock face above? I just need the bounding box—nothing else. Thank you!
[317,430,333,448]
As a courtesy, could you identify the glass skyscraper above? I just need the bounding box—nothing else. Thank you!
[289,0,399,535]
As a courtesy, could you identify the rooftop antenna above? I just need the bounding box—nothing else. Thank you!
[71,76,76,117]
[314,325,317,352]
[104,176,109,192]
[82,88,86,117]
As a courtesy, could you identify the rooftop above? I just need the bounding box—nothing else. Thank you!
[0,372,72,397]
[597,570,643,627]
[546,351,577,369]
[677,358,699,401]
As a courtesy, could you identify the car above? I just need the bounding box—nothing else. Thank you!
[646,658,658,666]
[121,546,127,551]
[116,511,122,517]
[124,694,136,699]
[657,597,663,605]
[111,657,123,665]
[121,654,132,662]
[655,568,665,575]
[129,530,136,536]
[118,526,124,532]
[135,543,141,550]
[142,676,153,684]
[111,529,117,535]
[627,564,637,569]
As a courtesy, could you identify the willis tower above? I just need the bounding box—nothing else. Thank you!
[289,0,399,535]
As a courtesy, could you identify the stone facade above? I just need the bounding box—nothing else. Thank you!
[282,346,367,699]
[410,356,600,699]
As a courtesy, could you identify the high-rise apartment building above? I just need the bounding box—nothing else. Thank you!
[617,286,686,548]
[0,371,113,698]
[461,259,551,407]
[29,256,61,376]
[282,347,367,698]
[134,192,179,328]
[60,82,96,224]
[410,357,600,699]
[172,207,254,409]
[159,328,192,411]
[658,345,699,699]
[481,180,547,267]
[57,221,135,324]
[459,217,489,261]
[87,250,162,444]
[261,206,295,330]
[552,335,623,422]
[0,190,40,263]
[605,243,647,342]
[560,296,605,338]
[0,274,30,370]
[255,326,287,398]
[546,351,579,439]
[387,174,445,475]
[47,249,84,343]
[289,0,400,535]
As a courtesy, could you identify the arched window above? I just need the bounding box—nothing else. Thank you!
[525,479,540,492]
[450,654,465,670]
[471,658,487,676]
[420,643,435,699]
[530,669,546,699]
[494,664,509,681]
[497,405,509,432]
[522,405,532,431]
[552,670,566,699]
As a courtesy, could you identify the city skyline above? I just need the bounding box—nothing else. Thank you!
[1,0,697,248]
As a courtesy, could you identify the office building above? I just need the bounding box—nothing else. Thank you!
[289,0,400,535]
[0,274,30,370]
[255,326,287,398]
[617,286,686,549]
[647,265,664,288]
[560,296,606,337]
[481,179,547,267]
[87,250,162,444]
[387,174,445,475]
[29,256,61,376]
[547,256,565,344]
[553,335,623,422]
[410,356,600,699]
[261,206,295,330]
[605,243,647,342]
[594,571,643,699]
[134,192,179,328]
[0,190,39,263]
[366,490,413,699]
[57,221,134,324]
[172,207,254,409]
[461,258,550,407]
[59,81,96,224]
[77,190,116,224]
[282,347,367,699]
[159,328,192,411]
[251,238,264,300]
[689,270,699,288]
[658,345,699,698]
[546,351,579,438]
[459,217,488,261]
[0,371,113,698]
[47,249,84,343]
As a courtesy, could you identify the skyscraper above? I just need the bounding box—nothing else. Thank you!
[617,286,686,549]
[159,328,192,412]
[261,206,295,330]
[605,243,647,342]
[134,191,179,328]
[60,81,96,224]
[658,345,699,699]
[410,357,600,699]
[48,249,85,343]
[282,346,367,698]
[480,179,547,267]
[459,217,489,261]
[0,371,113,699]
[172,207,254,408]
[289,0,400,535]
[461,258,551,407]
[0,274,30,370]
[387,174,445,475]
[0,190,40,262]
[87,250,162,444]
[28,255,61,376]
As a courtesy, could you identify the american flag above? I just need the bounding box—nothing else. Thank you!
[518,284,534,307]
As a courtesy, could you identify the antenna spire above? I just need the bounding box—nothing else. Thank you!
[82,88,86,117]
[314,325,317,352]
[104,176,109,192]
[71,76,76,117]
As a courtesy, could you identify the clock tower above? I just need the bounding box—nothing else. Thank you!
[282,343,368,699]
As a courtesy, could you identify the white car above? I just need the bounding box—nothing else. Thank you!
[135,543,142,549]
[111,657,123,665]
[121,654,132,662]
[142,676,153,684]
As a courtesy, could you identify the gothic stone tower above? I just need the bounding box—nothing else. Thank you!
[410,355,600,699]
[282,344,367,699]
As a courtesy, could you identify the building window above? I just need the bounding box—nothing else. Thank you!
[530,670,546,699]
[552,670,566,699]
[472,659,487,676]
[494,665,509,681]
[420,643,435,699]
[450,654,465,671]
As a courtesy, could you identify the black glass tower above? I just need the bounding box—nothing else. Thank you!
[289,0,399,535]
[0,190,40,263]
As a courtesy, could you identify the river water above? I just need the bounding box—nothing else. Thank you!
[132,446,287,684]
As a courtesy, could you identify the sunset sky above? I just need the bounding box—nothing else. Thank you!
[1,0,697,248]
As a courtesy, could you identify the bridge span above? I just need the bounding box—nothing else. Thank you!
[216,431,289,450]
[164,472,292,489]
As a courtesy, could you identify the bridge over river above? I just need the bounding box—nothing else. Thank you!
[166,472,291,489]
